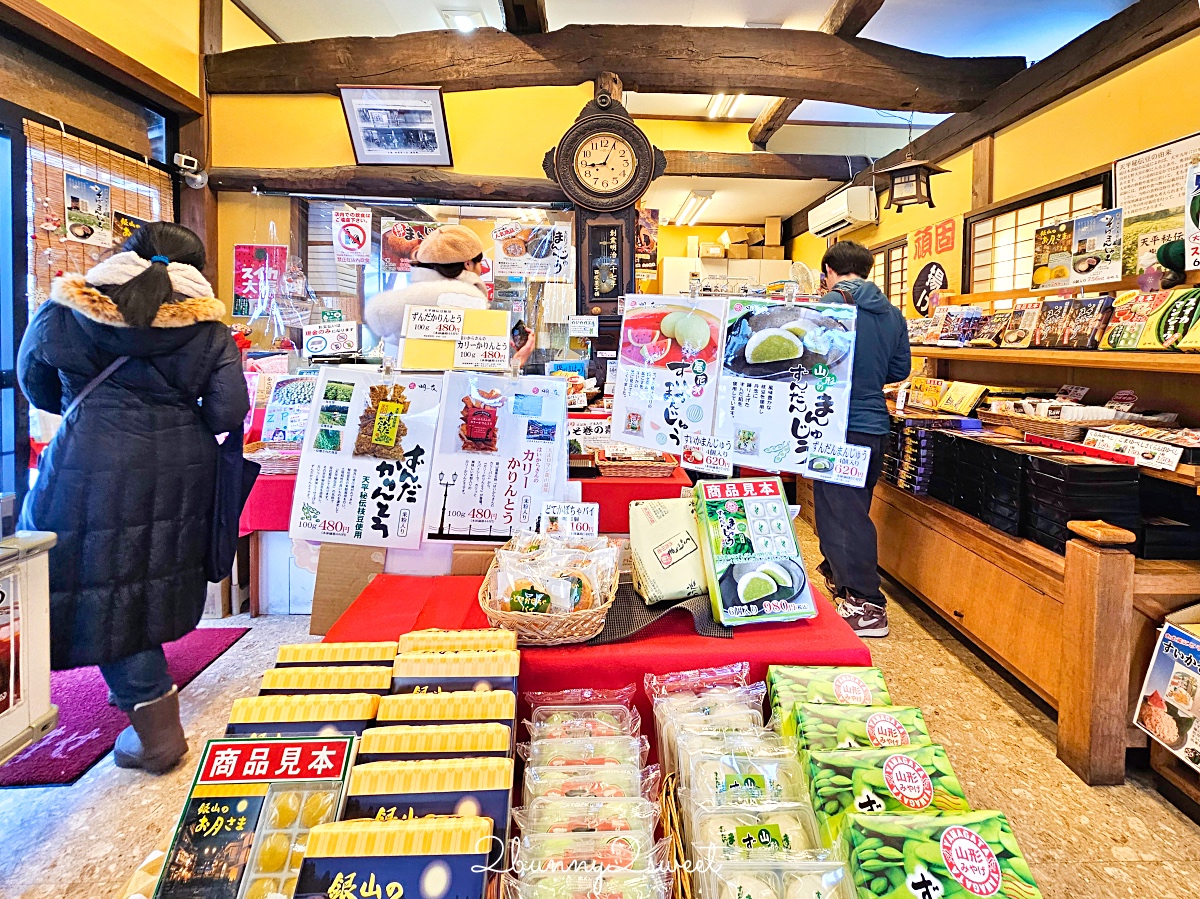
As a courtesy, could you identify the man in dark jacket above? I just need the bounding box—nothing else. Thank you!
[814,240,911,637]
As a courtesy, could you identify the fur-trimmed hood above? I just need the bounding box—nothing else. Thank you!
[49,274,227,329]
[364,268,488,341]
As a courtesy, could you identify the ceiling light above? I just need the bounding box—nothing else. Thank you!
[672,191,715,227]
[706,94,743,119]
[442,10,485,32]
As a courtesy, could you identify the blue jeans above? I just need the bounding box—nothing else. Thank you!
[99,646,174,712]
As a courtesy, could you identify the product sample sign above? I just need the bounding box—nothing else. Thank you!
[302,321,359,357]
[232,244,288,317]
[63,172,112,247]
[716,298,856,480]
[426,372,568,540]
[381,219,440,272]
[291,368,442,549]
[1115,131,1200,275]
[332,207,372,265]
[611,296,726,454]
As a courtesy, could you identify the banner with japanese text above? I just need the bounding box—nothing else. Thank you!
[290,367,442,549]
[906,216,962,317]
[1115,131,1200,275]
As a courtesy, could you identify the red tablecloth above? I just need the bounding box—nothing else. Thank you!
[580,469,693,532]
[325,573,870,760]
[240,474,298,537]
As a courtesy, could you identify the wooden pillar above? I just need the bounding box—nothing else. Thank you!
[595,71,623,109]
[1058,536,1135,784]
[178,0,220,285]
[971,135,994,209]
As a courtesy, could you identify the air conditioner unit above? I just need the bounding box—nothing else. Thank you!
[810,186,878,238]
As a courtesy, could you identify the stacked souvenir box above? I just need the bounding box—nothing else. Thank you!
[1020,453,1141,554]
[954,435,1034,537]
[882,422,935,496]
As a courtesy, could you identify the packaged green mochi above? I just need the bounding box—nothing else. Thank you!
[807,744,970,846]
[766,666,892,737]
[795,704,932,754]
[843,811,1042,899]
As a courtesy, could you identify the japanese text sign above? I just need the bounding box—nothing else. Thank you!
[405,306,465,340]
[198,737,352,783]
[540,501,600,538]
[806,440,871,487]
[333,208,372,266]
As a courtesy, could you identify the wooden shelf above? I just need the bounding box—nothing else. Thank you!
[912,346,1200,375]
[952,271,1200,307]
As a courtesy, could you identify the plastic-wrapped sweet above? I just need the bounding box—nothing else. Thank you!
[690,805,820,855]
[705,862,852,899]
[784,870,850,899]
[527,704,641,739]
[659,707,765,778]
[513,797,659,835]
[675,728,784,790]
[694,810,759,848]
[268,791,301,829]
[301,790,337,828]
[514,831,657,874]
[522,764,648,805]
[522,735,650,768]
[690,752,805,805]
[515,871,669,899]
[718,872,777,899]
[289,833,307,870]
[281,877,297,897]
[256,832,291,873]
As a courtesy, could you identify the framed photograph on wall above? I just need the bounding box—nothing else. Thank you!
[339,85,453,166]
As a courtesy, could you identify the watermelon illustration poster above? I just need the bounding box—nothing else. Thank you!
[610,296,727,455]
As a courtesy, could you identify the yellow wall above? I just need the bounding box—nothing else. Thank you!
[32,0,200,97]
[222,0,275,51]
[637,120,753,153]
[215,192,292,314]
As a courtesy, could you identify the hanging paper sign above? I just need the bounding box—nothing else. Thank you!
[332,207,372,265]
[381,219,440,272]
[63,172,113,247]
[426,372,568,540]
[568,315,600,337]
[568,416,611,453]
[302,321,359,357]
[405,306,465,340]
[540,501,600,538]
[681,433,734,476]
[907,217,962,316]
[493,222,573,280]
[1187,163,1200,271]
[611,296,726,454]
[635,208,660,278]
[715,298,856,479]
[1030,222,1073,289]
[806,440,871,487]
[454,335,510,371]
[290,368,442,549]
[1071,208,1124,284]
[111,210,147,244]
[1115,131,1200,275]
[232,244,288,317]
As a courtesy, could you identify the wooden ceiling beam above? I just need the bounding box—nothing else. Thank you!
[205,25,1024,114]
[784,0,1200,240]
[501,0,548,35]
[663,150,873,180]
[749,0,887,148]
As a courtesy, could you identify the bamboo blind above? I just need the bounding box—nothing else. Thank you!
[25,120,174,304]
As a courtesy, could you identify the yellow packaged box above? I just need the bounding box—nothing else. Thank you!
[260,666,393,697]
[397,628,517,652]
[377,690,517,727]
[227,694,381,737]
[628,498,707,605]
[391,649,520,695]
[275,641,398,668]
[152,736,352,899]
[297,818,493,899]
[357,723,512,762]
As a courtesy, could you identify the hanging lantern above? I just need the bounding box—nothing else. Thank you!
[877,158,948,212]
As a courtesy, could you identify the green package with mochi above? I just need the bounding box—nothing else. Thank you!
[843,811,1042,899]
[795,704,933,754]
[807,744,971,847]
[766,666,892,737]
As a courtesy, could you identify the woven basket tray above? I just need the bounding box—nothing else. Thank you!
[976,410,1117,442]
[477,541,620,646]
[595,450,679,478]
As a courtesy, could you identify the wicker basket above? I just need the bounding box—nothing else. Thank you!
[595,450,679,478]
[477,541,620,646]
[976,410,1117,442]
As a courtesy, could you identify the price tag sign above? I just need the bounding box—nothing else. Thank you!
[806,440,871,487]
[1084,429,1184,471]
[454,335,510,371]
[604,360,617,397]
[681,433,734,476]
[568,315,600,337]
[735,823,783,851]
[540,501,600,537]
[1057,384,1090,402]
[406,306,465,340]
[1107,389,1139,412]
[596,350,617,359]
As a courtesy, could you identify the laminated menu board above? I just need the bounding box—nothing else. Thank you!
[426,371,567,539]
[716,298,856,475]
[289,367,442,549]
[693,477,815,626]
[1099,290,1172,349]
[262,375,317,443]
[999,299,1042,348]
[152,735,352,899]
[611,296,726,454]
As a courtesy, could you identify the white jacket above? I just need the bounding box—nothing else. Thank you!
[364,268,489,353]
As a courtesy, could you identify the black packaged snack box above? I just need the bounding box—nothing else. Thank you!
[1026,470,1142,499]
[1025,452,1140,483]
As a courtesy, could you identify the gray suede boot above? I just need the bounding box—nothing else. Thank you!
[113,685,189,774]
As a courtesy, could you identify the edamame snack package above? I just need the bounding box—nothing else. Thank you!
[842,811,1043,899]
[806,745,971,847]
[765,666,892,737]
[794,704,933,754]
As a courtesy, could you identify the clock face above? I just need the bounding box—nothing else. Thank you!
[573,133,637,194]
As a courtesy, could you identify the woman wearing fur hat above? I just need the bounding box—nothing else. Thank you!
[366,223,535,368]
[17,222,249,773]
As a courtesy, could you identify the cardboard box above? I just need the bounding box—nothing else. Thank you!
[726,243,749,259]
[686,235,700,257]
[748,246,764,259]
[1134,603,1200,771]
[202,578,231,619]
[309,543,386,636]
[762,245,785,260]
[699,242,725,258]
[747,227,766,246]
[765,215,782,246]
[719,227,750,247]
[450,543,498,575]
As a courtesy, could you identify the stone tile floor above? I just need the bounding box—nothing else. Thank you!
[1,523,1198,898]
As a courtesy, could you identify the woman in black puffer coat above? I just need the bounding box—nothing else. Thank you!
[18,222,248,773]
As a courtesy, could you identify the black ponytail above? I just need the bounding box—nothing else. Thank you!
[106,221,206,327]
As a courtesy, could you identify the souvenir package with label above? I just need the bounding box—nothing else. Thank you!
[907,317,933,345]
[526,688,642,740]
[390,649,520,694]
[259,665,393,696]
[512,797,660,836]
[397,628,517,652]
[1144,287,1200,350]
[1099,290,1173,349]
[701,857,854,899]
[921,307,950,345]
[628,498,708,605]
[842,812,1042,899]
[689,749,807,806]
[657,687,769,781]
[806,745,971,846]
[356,723,512,763]
[766,666,893,737]
[226,694,381,737]
[297,818,493,899]
[275,642,397,668]
[794,704,933,754]
[674,728,786,792]
[376,690,517,730]
[520,735,650,768]
[967,311,1012,348]
[689,804,822,857]
[1059,295,1114,348]
[693,478,815,626]
[1029,298,1074,347]
[152,737,352,899]
[937,306,983,347]
[999,299,1042,348]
